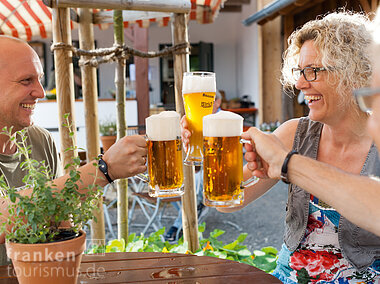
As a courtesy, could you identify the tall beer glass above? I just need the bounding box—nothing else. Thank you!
[144,111,184,197]
[182,72,216,165]
[203,111,259,207]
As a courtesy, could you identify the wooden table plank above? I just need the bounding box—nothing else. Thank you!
[0,252,281,283]
[78,261,278,283]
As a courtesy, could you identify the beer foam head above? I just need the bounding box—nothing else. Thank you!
[146,111,181,141]
[203,111,243,137]
[182,72,216,94]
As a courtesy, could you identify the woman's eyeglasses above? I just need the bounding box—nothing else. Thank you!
[291,67,328,82]
[353,87,380,113]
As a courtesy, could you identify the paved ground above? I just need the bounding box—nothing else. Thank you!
[101,180,288,252]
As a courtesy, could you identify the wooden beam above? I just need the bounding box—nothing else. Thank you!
[282,15,295,122]
[78,7,105,247]
[225,0,250,4]
[52,7,77,169]
[133,24,150,126]
[43,0,191,13]
[359,0,371,13]
[278,0,324,16]
[258,0,283,123]
[171,13,199,253]
[113,10,129,241]
[221,5,242,12]
[371,0,378,11]
[93,10,171,25]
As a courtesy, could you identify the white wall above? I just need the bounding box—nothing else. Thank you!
[36,4,260,115]
[33,100,138,150]
[236,1,259,110]
[71,7,259,106]
[147,13,241,104]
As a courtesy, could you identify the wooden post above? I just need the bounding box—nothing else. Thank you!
[133,25,150,126]
[282,15,295,122]
[51,6,77,170]
[113,10,129,241]
[171,13,199,252]
[43,0,191,13]
[257,0,283,123]
[78,8,106,246]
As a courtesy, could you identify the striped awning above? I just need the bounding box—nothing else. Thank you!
[0,0,225,41]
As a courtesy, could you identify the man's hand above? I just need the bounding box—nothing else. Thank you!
[180,115,191,152]
[102,135,147,180]
[241,127,289,180]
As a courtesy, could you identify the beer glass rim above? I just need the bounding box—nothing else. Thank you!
[184,71,215,77]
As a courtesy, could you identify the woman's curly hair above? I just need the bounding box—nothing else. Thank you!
[281,11,372,108]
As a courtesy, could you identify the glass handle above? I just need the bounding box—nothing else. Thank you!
[136,173,149,183]
[241,175,259,188]
[240,138,258,187]
[240,138,251,145]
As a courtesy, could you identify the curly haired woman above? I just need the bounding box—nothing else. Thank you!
[219,11,380,283]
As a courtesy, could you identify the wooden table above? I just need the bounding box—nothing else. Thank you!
[0,252,281,283]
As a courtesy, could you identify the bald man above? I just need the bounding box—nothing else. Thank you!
[0,36,148,264]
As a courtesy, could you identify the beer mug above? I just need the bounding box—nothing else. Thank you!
[202,111,259,207]
[137,111,184,198]
[182,71,216,166]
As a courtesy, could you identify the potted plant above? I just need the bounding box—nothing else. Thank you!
[0,117,102,284]
[99,119,117,152]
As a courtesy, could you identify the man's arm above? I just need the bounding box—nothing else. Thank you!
[242,127,380,236]
[0,134,148,242]
[53,134,147,191]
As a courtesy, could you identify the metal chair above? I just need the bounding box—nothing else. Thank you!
[103,183,118,239]
[127,177,181,236]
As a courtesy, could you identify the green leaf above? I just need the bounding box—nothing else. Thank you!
[213,250,227,259]
[252,254,277,273]
[126,240,144,252]
[210,229,225,238]
[106,239,125,253]
[198,222,206,233]
[237,248,252,257]
[223,240,238,250]
[261,246,278,256]
[128,233,136,243]
[253,250,265,257]
[236,233,248,243]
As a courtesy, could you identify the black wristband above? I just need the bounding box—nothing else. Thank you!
[280,150,298,184]
[98,154,114,183]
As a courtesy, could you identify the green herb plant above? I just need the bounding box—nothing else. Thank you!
[87,222,278,273]
[0,114,102,244]
[99,119,117,136]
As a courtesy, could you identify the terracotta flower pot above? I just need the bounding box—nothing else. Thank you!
[6,230,86,284]
[100,135,117,152]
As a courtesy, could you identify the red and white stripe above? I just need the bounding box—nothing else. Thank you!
[0,0,225,40]
[0,0,52,41]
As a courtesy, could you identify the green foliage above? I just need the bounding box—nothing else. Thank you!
[86,222,278,273]
[99,119,117,136]
[0,115,102,244]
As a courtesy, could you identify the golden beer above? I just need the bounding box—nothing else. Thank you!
[145,111,184,197]
[182,72,216,165]
[147,139,184,197]
[203,111,244,207]
[203,136,243,207]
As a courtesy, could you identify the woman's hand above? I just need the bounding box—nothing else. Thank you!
[180,115,191,152]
